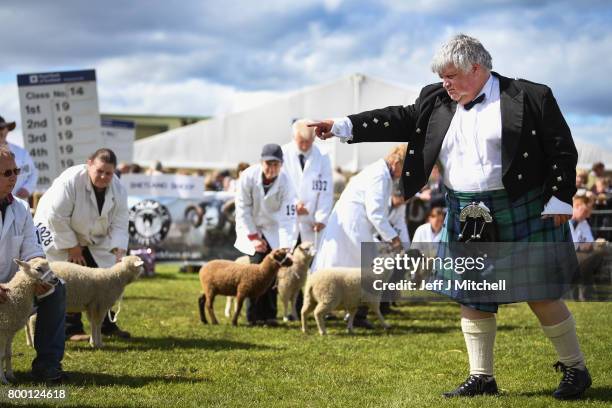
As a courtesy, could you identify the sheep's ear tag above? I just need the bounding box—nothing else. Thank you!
[134,260,144,267]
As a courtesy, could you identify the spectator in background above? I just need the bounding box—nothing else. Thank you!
[592,177,610,195]
[587,162,605,190]
[226,162,250,193]
[129,163,143,174]
[0,115,38,200]
[407,163,446,239]
[417,164,446,210]
[569,194,606,300]
[575,169,588,191]
[116,162,131,177]
[412,207,445,243]
[145,161,164,176]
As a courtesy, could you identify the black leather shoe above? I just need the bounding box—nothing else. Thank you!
[352,318,375,330]
[443,375,499,397]
[552,362,592,400]
[102,326,131,339]
[32,369,69,386]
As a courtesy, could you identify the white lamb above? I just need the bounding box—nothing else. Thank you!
[37,256,144,348]
[278,242,315,321]
[301,267,390,335]
[0,258,53,384]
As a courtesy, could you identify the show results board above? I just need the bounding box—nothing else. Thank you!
[17,69,102,191]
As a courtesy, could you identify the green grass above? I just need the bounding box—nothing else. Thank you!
[3,264,611,407]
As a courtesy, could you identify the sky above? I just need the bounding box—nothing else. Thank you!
[0,0,611,150]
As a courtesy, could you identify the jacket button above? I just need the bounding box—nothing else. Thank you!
[416,128,421,134]
[523,152,529,158]
[405,171,410,176]
[409,150,415,155]
[557,176,562,181]
[384,122,390,127]
[552,164,558,170]
[362,122,368,128]
[373,118,379,124]
[552,186,558,191]
[532,130,536,135]
[517,174,523,180]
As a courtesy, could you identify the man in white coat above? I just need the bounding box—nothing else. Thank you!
[0,116,38,200]
[34,148,130,340]
[282,119,333,248]
[0,146,67,383]
[312,145,406,327]
[313,145,406,271]
[234,144,297,325]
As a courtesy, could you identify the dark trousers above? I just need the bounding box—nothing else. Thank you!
[32,282,66,377]
[245,249,278,322]
[64,247,122,336]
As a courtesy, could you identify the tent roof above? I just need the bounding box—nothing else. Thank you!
[134,73,612,171]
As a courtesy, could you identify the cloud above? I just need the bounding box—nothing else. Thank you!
[0,0,610,149]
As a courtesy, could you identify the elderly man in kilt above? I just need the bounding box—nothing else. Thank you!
[310,34,590,400]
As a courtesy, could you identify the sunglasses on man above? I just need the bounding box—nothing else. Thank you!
[1,168,21,177]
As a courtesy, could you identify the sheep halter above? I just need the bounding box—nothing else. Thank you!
[273,252,290,267]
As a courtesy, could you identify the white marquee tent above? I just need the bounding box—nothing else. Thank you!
[134,74,418,172]
[133,74,612,171]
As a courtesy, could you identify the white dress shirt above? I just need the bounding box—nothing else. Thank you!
[438,74,503,192]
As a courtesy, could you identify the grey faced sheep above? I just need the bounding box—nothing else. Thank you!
[45,256,144,348]
[278,242,315,322]
[301,267,390,335]
[0,258,54,384]
[198,248,293,326]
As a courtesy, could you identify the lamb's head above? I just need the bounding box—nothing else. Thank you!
[118,255,145,283]
[13,257,57,284]
[293,241,316,262]
[269,248,293,268]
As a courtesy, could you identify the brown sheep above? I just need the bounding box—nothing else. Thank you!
[198,248,293,326]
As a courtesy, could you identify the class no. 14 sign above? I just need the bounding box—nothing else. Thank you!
[17,69,103,191]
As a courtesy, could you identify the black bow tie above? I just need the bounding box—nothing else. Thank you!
[463,93,485,111]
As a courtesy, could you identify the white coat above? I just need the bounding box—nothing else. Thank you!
[33,165,129,268]
[386,203,410,249]
[0,196,45,283]
[281,142,333,245]
[234,164,297,255]
[8,143,38,195]
[312,159,397,271]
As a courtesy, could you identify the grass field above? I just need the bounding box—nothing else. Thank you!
[3,263,611,407]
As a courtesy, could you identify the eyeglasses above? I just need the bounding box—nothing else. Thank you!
[1,168,21,177]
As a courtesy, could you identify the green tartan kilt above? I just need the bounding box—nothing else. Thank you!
[435,188,576,312]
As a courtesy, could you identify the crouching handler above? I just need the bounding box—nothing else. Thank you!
[234,144,297,326]
[34,148,131,341]
[0,146,66,383]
